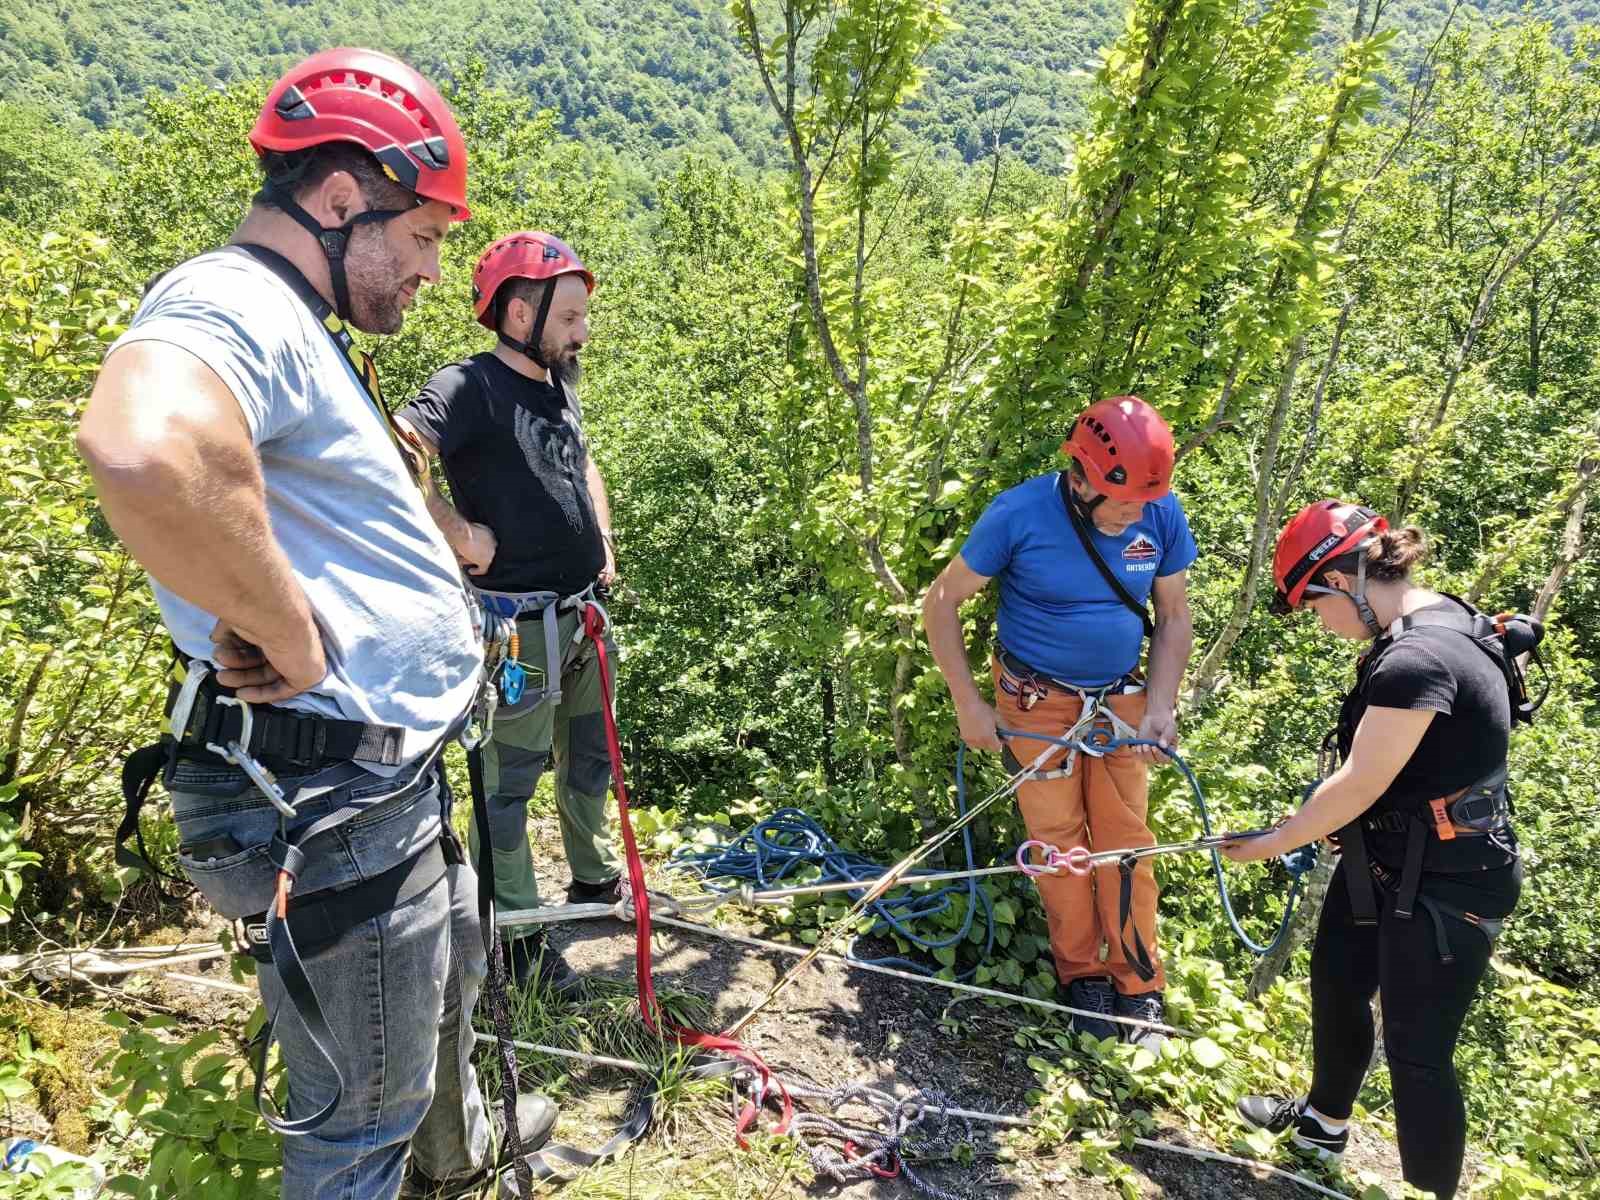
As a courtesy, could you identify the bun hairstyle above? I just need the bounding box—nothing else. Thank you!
[1326,524,1428,584]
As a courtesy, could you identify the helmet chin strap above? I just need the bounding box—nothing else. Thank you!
[1349,550,1383,636]
[496,278,557,372]
[1314,545,1382,635]
[1066,470,1107,516]
[265,183,410,321]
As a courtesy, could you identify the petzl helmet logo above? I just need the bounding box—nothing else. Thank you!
[1305,532,1344,564]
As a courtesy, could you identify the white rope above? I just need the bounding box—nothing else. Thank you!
[472,1032,654,1075]
[1130,1137,1350,1199]
[652,914,1189,1037]
[165,972,254,998]
[0,945,229,983]
[738,863,1026,903]
[726,741,1061,1037]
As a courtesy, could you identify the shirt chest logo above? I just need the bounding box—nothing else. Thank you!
[1122,534,1158,573]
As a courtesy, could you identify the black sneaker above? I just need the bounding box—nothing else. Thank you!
[1237,1094,1348,1162]
[502,932,583,998]
[401,1092,559,1197]
[564,876,621,905]
[1064,976,1119,1042]
[1113,989,1166,1053]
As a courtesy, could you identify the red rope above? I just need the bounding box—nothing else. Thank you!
[581,605,791,1142]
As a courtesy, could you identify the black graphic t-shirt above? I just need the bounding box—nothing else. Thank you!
[398,353,605,594]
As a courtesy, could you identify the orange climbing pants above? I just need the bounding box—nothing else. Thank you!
[992,657,1164,996]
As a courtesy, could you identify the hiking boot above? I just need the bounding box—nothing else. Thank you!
[401,1092,560,1198]
[1237,1094,1348,1163]
[565,875,622,906]
[1113,989,1167,1053]
[502,932,583,998]
[1063,976,1119,1042]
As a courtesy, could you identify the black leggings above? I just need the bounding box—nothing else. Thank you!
[1307,858,1520,1200]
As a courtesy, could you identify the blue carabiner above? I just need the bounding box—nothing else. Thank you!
[500,659,526,706]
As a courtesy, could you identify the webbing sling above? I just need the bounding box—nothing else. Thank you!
[1115,855,1160,983]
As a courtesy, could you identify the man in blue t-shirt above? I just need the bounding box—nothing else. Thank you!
[922,396,1196,1047]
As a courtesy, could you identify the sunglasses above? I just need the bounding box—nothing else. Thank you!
[1270,582,1342,617]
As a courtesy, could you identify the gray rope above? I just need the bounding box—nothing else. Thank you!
[748,1071,978,1200]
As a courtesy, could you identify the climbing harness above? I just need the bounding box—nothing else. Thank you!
[475,581,611,715]
[1326,594,1539,958]
[116,651,457,1138]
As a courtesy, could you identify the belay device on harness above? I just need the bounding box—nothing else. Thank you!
[1329,594,1546,961]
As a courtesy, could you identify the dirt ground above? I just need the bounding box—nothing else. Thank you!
[69,806,1416,1200]
[524,809,1409,1200]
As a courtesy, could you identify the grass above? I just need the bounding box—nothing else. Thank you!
[459,967,807,1199]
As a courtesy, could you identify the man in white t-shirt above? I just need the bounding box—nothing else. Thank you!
[78,50,553,1199]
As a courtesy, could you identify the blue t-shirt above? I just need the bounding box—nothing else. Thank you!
[960,472,1198,686]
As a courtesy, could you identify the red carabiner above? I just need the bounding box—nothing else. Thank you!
[842,1141,900,1179]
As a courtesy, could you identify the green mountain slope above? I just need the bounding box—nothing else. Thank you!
[0,0,1587,169]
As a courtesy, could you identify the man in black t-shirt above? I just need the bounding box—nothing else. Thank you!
[396,231,620,993]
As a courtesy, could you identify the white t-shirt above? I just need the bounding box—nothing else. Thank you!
[111,248,483,769]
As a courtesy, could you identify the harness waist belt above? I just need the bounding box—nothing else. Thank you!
[1361,784,1511,838]
[997,645,1144,696]
[165,662,404,771]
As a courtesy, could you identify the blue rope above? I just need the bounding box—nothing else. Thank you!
[670,730,1307,976]
[668,770,995,977]
[995,727,1308,959]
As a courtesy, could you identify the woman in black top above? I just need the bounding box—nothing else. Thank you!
[1222,500,1521,1200]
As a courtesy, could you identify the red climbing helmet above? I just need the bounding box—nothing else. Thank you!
[471,231,594,329]
[1272,500,1388,613]
[1063,395,1176,503]
[250,48,471,220]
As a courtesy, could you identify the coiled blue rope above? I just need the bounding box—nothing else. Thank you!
[669,761,995,978]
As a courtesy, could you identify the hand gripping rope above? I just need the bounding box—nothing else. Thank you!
[997,725,1317,967]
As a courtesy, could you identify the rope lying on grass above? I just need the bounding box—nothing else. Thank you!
[463,1035,1352,1200]
[46,938,1350,1198]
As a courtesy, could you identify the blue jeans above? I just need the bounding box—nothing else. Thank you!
[168,758,492,1199]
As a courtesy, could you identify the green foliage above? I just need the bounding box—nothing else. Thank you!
[96,1012,280,1199]
[1,2,1598,1196]
[1024,950,1600,1199]
[0,806,42,924]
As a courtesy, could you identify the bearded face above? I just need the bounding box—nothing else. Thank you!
[344,220,418,336]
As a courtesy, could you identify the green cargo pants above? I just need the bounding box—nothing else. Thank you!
[470,606,622,936]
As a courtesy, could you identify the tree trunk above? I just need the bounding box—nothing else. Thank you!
[2,650,52,793]
[821,669,837,786]
[1190,335,1307,698]
[1533,459,1595,623]
[1467,450,1598,605]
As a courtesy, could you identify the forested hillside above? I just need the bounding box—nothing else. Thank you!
[3,0,1600,1197]
[1,0,1591,168]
